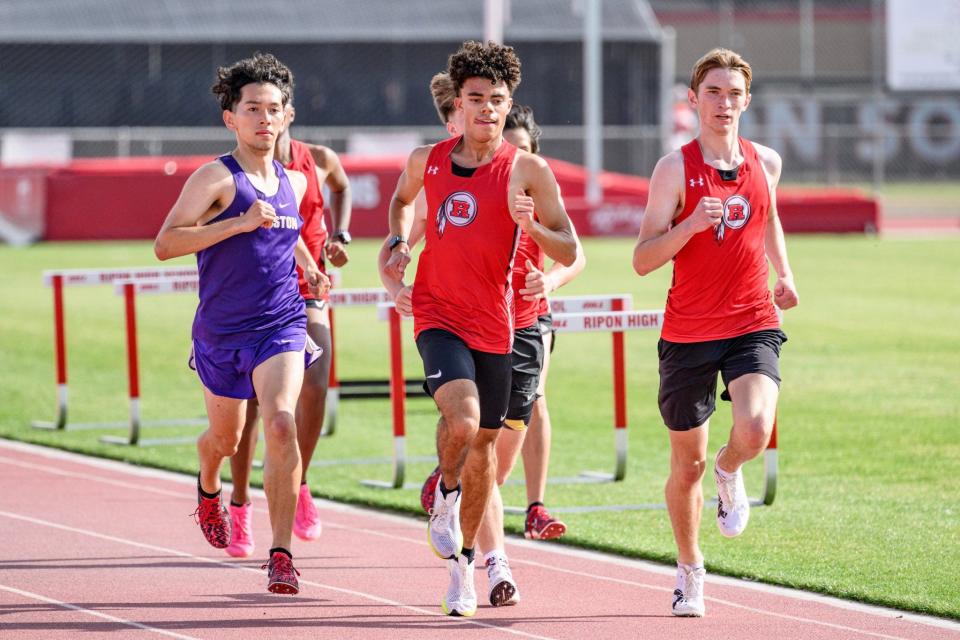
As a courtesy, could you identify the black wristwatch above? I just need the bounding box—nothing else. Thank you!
[332,230,352,245]
[388,235,407,251]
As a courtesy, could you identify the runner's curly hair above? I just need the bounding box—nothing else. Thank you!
[211,52,294,111]
[447,40,522,94]
[504,104,542,154]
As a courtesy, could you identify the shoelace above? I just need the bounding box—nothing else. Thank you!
[233,514,250,538]
[486,557,510,579]
[717,472,741,509]
[528,507,551,529]
[682,569,704,600]
[429,497,451,524]
[190,499,220,525]
[261,557,301,577]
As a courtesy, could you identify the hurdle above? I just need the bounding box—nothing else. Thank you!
[93,278,206,446]
[358,304,410,489]
[31,266,201,432]
[359,294,637,491]
[501,306,780,513]
[322,287,427,438]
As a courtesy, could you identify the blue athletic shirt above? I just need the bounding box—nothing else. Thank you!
[192,154,306,348]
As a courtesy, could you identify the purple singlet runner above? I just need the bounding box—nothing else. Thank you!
[189,154,308,399]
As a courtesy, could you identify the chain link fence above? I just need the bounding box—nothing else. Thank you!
[1,0,958,219]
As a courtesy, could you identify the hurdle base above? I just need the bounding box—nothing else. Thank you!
[31,419,128,431]
[504,496,771,515]
[359,479,401,490]
[99,434,198,447]
[502,473,615,488]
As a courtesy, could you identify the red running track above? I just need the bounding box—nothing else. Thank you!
[1,439,957,640]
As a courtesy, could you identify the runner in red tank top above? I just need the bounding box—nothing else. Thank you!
[379,42,577,618]
[227,94,353,560]
[380,89,585,606]
[632,48,799,618]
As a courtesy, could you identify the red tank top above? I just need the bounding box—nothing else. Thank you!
[662,138,780,342]
[512,225,547,329]
[413,136,520,353]
[286,139,328,300]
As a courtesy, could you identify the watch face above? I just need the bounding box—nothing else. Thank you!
[335,231,351,244]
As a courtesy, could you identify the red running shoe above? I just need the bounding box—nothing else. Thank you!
[524,505,567,541]
[194,477,231,549]
[263,551,301,595]
[420,465,442,514]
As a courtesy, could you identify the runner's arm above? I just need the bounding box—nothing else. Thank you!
[313,146,352,267]
[514,154,577,266]
[377,188,427,309]
[315,146,352,236]
[382,146,429,283]
[756,145,799,309]
[155,163,265,260]
[520,224,586,301]
[632,152,697,275]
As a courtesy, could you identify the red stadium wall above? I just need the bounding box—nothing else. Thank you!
[10,155,878,241]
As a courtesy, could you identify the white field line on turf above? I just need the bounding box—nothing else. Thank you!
[0,583,200,640]
[3,439,959,635]
[0,510,557,640]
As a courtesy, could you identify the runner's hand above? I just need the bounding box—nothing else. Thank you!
[325,240,349,267]
[239,200,278,232]
[685,196,723,234]
[384,249,411,281]
[510,188,536,232]
[773,274,799,310]
[305,267,330,297]
[395,285,414,317]
[519,259,554,301]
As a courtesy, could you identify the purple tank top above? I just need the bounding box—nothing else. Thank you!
[192,154,306,348]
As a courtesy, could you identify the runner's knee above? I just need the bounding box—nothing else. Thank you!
[671,457,707,487]
[735,414,773,453]
[263,411,298,447]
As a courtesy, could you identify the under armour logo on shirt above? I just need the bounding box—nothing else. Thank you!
[689,176,704,187]
[427,165,440,175]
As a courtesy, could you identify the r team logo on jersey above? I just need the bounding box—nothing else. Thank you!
[715,194,751,244]
[436,191,478,238]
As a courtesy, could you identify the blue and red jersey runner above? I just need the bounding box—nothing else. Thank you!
[662,138,780,342]
[413,135,521,354]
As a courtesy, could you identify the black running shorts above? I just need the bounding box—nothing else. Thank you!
[415,328,512,429]
[505,324,546,426]
[657,329,787,431]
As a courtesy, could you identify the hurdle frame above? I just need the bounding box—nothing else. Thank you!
[31,266,201,433]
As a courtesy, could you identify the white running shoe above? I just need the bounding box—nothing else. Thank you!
[671,564,706,617]
[485,555,519,607]
[714,445,750,537]
[428,481,463,560]
[442,555,477,617]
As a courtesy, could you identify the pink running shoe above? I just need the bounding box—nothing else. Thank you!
[293,484,322,541]
[194,478,231,549]
[524,505,567,541]
[226,502,254,558]
[263,551,301,595]
[420,465,441,514]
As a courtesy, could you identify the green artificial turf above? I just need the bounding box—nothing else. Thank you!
[1,235,957,618]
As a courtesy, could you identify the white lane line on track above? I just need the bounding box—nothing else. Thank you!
[3,440,959,636]
[0,583,200,640]
[0,510,557,640]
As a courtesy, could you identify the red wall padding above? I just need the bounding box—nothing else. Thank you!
[33,155,878,241]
